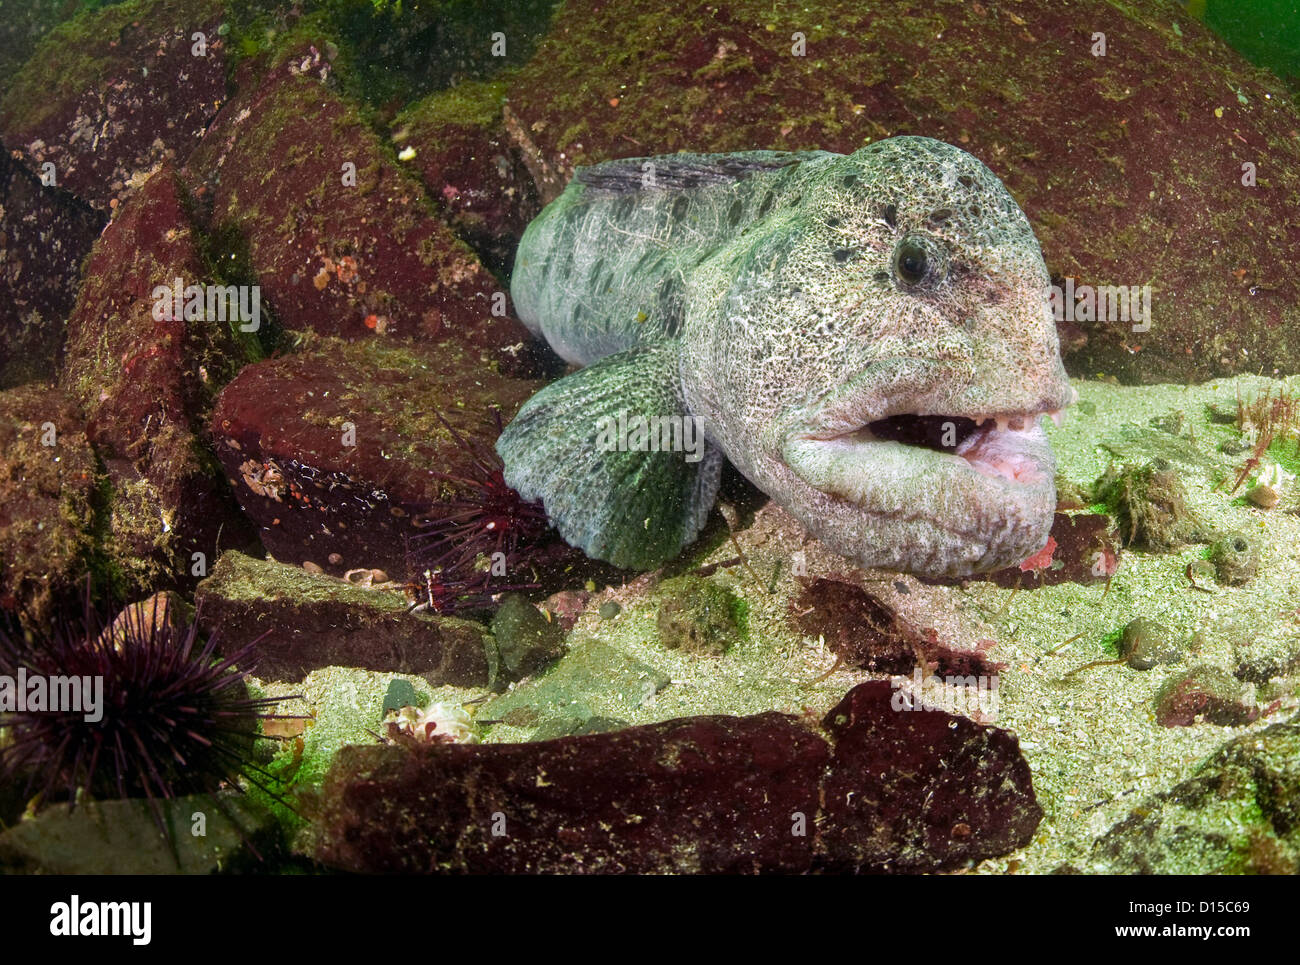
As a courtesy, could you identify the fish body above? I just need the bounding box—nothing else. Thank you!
[499,136,1073,577]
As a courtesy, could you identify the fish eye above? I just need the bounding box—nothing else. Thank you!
[892,234,946,290]
[895,239,929,285]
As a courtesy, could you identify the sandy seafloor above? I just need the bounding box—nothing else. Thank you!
[253,374,1300,873]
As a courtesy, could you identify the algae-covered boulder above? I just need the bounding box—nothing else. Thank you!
[183,42,539,372]
[311,679,1040,873]
[391,78,541,272]
[209,336,547,580]
[505,0,1300,384]
[0,0,228,213]
[0,385,97,623]
[61,164,258,597]
[1089,715,1300,873]
[195,550,496,684]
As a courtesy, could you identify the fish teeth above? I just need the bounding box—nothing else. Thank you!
[974,412,1060,433]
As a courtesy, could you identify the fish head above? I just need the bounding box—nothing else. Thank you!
[682,136,1074,577]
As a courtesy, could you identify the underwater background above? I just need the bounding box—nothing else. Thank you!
[0,0,1298,874]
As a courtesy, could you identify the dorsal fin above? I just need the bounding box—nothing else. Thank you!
[575,151,809,193]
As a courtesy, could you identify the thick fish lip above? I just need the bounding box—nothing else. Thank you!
[779,363,1074,528]
[783,420,1053,508]
[788,362,1075,444]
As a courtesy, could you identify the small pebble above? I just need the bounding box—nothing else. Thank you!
[1120,616,1183,671]
[1208,531,1258,585]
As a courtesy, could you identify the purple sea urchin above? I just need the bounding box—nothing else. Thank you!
[0,591,293,827]
[407,411,554,576]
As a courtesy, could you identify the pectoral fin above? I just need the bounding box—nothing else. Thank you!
[496,342,721,569]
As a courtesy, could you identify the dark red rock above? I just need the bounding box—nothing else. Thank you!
[0,0,228,213]
[504,0,1300,384]
[183,50,539,372]
[0,385,97,623]
[818,680,1040,872]
[209,337,545,580]
[314,711,829,873]
[793,577,916,674]
[0,151,106,388]
[1155,665,1258,727]
[60,163,257,595]
[312,680,1040,873]
[792,577,1000,678]
[195,551,494,685]
[393,79,541,274]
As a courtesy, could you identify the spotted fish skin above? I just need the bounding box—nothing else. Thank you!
[510,150,830,365]
[500,136,1074,576]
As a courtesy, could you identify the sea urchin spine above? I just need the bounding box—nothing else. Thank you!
[407,410,554,577]
[0,592,294,826]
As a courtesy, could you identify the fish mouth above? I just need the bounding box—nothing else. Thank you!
[777,363,1074,573]
[854,411,1059,486]
[783,411,1060,502]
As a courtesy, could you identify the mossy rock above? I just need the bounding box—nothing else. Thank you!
[1092,460,1205,552]
[655,574,745,656]
[0,385,98,624]
[195,550,497,684]
[0,0,228,212]
[181,55,537,370]
[392,76,540,273]
[490,592,567,685]
[60,164,259,600]
[1090,715,1300,873]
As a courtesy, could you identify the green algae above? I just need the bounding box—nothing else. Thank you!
[0,0,225,133]
[395,77,511,133]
